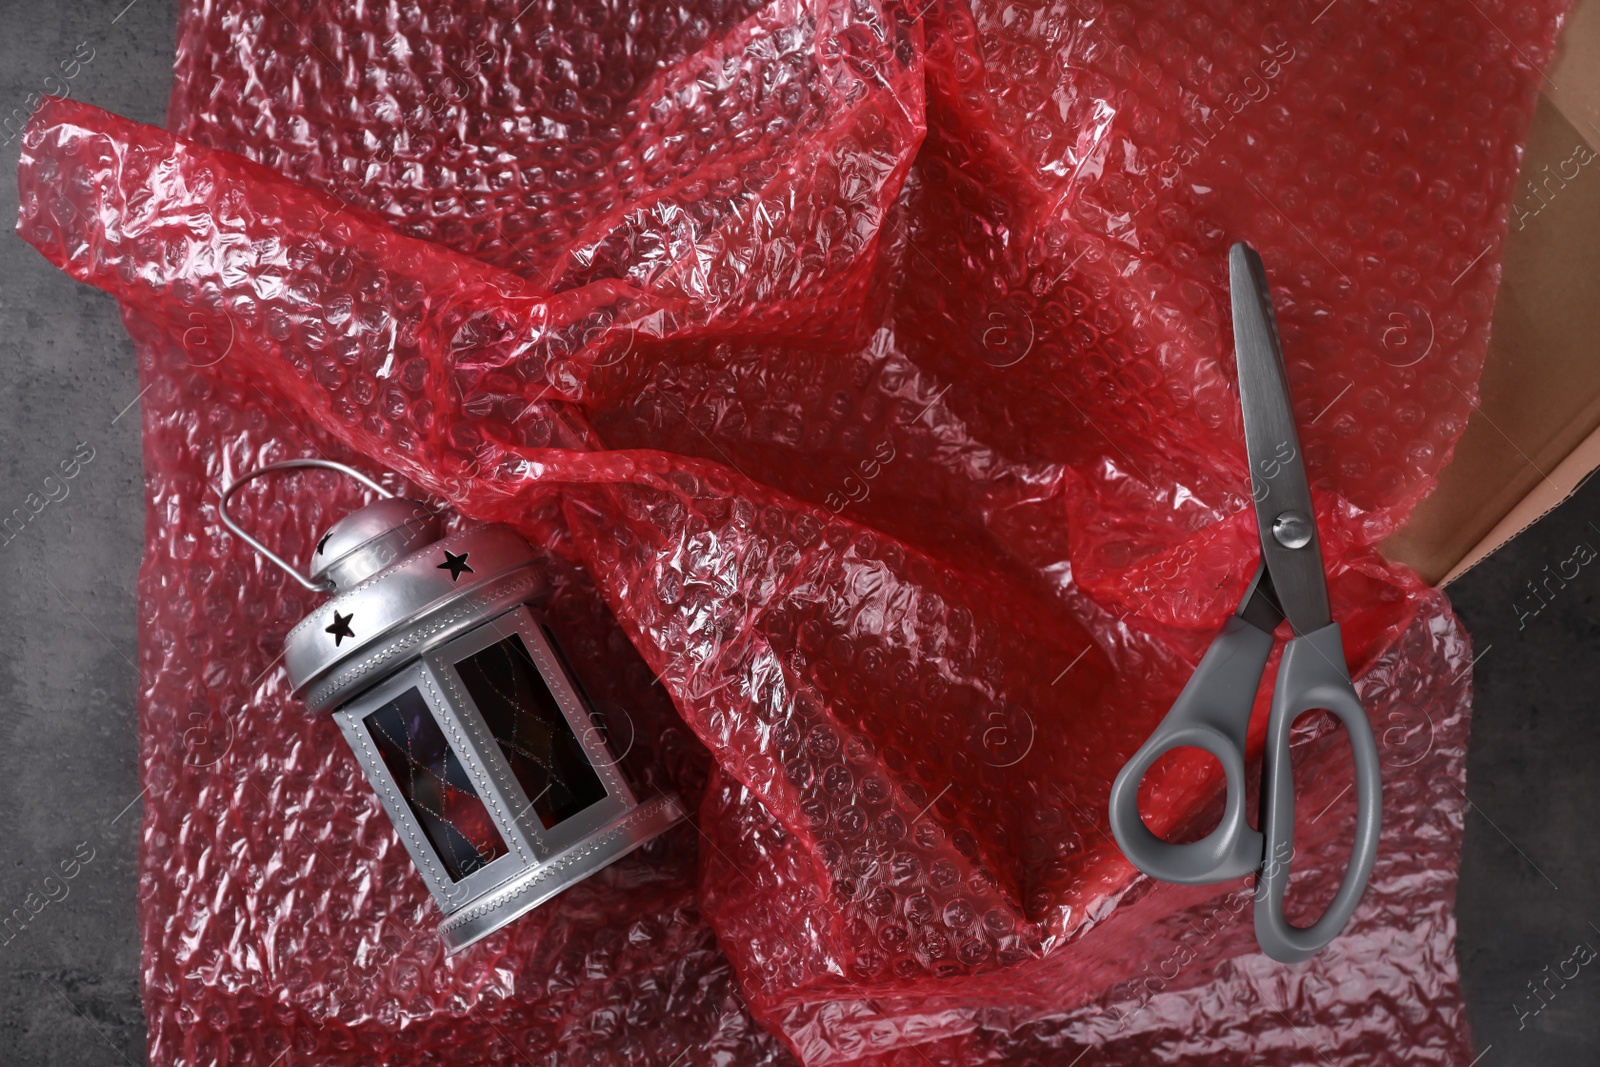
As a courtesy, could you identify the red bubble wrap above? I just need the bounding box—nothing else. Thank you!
[15,0,1568,1063]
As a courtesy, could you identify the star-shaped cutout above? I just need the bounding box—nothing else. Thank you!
[325,610,355,646]
[317,531,333,555]
[437,550,473,581]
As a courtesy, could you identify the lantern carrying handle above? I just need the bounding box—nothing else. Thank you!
[219,459,392,593]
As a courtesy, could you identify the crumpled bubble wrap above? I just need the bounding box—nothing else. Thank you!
[14,0,1567,1062]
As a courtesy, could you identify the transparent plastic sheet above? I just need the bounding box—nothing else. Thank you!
[13,0,1568,1063]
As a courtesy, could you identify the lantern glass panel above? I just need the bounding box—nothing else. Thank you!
[364,687,509,881]
[453,633,607,829]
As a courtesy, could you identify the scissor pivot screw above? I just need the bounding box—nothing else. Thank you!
[1272,511,1313,549]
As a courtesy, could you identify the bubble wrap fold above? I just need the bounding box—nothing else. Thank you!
[13,0,1568,1063]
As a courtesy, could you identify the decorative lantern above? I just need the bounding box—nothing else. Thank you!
[220,459,685,954]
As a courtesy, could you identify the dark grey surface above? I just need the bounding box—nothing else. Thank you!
[1,2,175,1064]
[1449,485,1600,1064]
[0,2,1593,1065]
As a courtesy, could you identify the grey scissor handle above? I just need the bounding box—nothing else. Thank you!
[1109,616,1274,884]
[1254,621,1382,963]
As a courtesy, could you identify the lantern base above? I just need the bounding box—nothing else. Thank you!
[437,793,688,955]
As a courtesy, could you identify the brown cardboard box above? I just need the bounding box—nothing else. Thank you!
[1384,0,1600,584]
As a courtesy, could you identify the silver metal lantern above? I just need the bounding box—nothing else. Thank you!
[220,459,685,954]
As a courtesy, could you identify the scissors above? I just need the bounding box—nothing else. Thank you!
[1107,243,1382,964]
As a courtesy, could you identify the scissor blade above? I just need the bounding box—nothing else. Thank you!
[1234,561,1286,635]
[1230,242,1331,635]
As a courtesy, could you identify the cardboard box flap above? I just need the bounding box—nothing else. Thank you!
[1383,0,1600,586]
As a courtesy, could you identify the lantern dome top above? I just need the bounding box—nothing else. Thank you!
[308,497,443,592]
[284,520,549,713]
